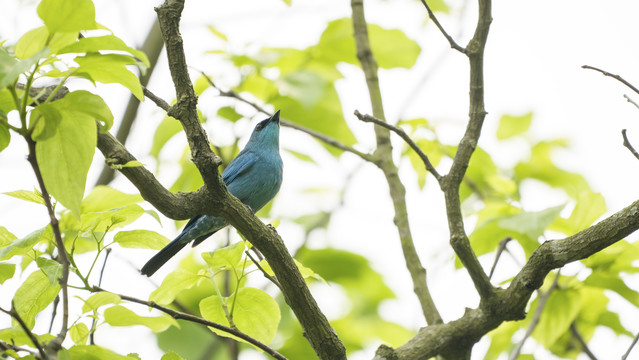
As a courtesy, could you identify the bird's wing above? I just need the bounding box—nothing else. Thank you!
[222,151,259,184]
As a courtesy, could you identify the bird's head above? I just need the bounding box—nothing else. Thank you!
[246,110,281,150]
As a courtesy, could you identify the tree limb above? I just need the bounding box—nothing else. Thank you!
[351,0,443,327]
[378,198,639,359]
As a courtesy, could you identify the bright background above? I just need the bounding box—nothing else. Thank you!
[1,0,639,359]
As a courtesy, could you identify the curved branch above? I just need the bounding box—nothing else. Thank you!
[420,0,466,53]
[90,287,288,360]
[0,305,47,359]
[379,198,639,359]
[622,129,639,161]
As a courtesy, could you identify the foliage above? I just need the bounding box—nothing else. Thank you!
[0,0,637,359]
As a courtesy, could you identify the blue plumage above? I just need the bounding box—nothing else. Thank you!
[141,110,283,276]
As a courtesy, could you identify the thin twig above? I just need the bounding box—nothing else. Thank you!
[488,236,512,280]
[143,86,172,112]
[199,72,374,162]
[90,248,112,345]
[570,322,598,360]
[624,94,639,110]
[622,331,639,360]
[90,286,288,360]
[582,65,639,96]
[0,340,37,357]
[419,0,466,53]
[246,251,282,291]
[622,129,639,161]
[508,271,560,360]
[48,296,59,333]
[354,110,442,181]
[0,305,48,359]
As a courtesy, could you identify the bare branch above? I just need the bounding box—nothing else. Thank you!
[419,0,466,53]
[570,322,598,360]
[90,287,288,360]
[582,65,639,96]
[509,271,560,360]
[246,250,282,291]
[622,129,639,161]
[0,305,47,359]
[488,236,512,280]
[622,331,639,360]
[624,94,639,110]
[354,110,442,181]
[143,86,172,112]
[351,0,443,326]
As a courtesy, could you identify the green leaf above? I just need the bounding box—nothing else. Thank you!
[149,269,201,305]
[200,287,280,345]
[37,0,97,33]
[150,116,183,158]
[15,26,77,60]
[0,123,11,152]
[67,344,139,360]
[0,47,48,88]
[584,272,639,307]
[75,54,143,100]
[0,262,16,284]
[82,292,122,313]
[31,103,62,141]
[207,25,228,42]
[70,323,90,345]
[36,93,101,218]
[583,240,639,274]
[61,204,145,234]
[496,113,533,140]
[52,90,114,132]
[81,186,142,213]
[258,258,324,282]
[104,305,178,332]
[314,18,420,69]
[201,241,245,272]
[217,106,242,122]
[0,88,15,114]
[0,226,51,261]
[551,192,606,235]
[497,204,564,243]
[3,190,45,205]
[113,230,170,250]
[12,270,61,329]
[58,35,150,67]
[532,288,582,347]
[36,257,63,285]
[161,352,184,360]
[0,226,17,247]
[293,211,330,233]
[0,328,54,348]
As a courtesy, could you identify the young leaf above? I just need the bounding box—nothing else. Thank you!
[0,225,51,261]
[161,352,184,360]
[15,26,77,60]
[0,226,17,247]
[36,257,63,285]
[58,35,150,67]
[81,186,142,213]
[258,258,325,282]
[532,288,582,347]
[82,292,122,313]
[12,270,61,330]
[201,241,245,272]
[52,90,114,132]
[75,54,143,100]
[0,123,9,152]
[104,305,179,332]
[113,230,170,250]
[37,0,97,33]
[199,287,281,345]
[31,103,62,141]
[3,190,45,205]
[149,269,201,305]
[496,113,533,140]
[0,328,55,348]
[0,262,16,284]
[70,322,90,345]
[67,344,139,360]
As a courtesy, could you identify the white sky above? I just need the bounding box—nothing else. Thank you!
[1,0,639,359]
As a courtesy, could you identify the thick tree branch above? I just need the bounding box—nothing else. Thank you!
[351,0,443,327]
[378,198,639,359]
[90,287,287,360]
[440,0,494,301]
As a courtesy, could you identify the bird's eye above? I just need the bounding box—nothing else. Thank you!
[256,119,268,130]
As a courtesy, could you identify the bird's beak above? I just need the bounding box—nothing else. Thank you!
[270,110,280,125]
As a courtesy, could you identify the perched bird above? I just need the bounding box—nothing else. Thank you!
[141,110,283,276]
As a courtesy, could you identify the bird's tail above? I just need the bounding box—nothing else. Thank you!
[140,237,189,276]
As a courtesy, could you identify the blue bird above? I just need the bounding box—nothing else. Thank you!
[141,110,283,276]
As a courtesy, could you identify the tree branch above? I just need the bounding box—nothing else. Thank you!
[419,0,466,53]
[354,110,442,181]
[351,0,443,326]
[378,198,639,359]
[582,65,639,96]
[488,236,512,280]
[439,0,494,301]
[570,322,598,360]
[622,331,639,360]
[622,129,639,161]
[90,287,288,360]
[0,305,47,359]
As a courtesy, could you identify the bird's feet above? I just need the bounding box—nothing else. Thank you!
[244,204,255,214]
[267,224,278,233]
